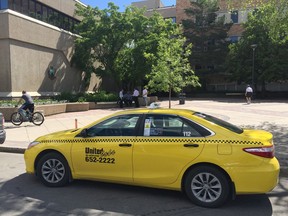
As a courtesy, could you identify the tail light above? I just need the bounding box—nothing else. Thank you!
[243,146,275,158]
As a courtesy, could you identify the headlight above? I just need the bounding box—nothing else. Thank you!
[27,141,40,149]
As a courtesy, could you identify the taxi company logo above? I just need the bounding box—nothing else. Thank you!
[85,147,116,157]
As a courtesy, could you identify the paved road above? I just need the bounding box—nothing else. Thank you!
[0,152,287,216]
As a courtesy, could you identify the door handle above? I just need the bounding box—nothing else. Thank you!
[119,144,132,147]
[184,144,199,148]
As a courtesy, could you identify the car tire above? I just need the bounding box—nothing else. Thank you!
[184,165,230,208]
[36,152,70,187]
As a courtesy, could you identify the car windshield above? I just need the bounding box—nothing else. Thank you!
[193,112,243,134]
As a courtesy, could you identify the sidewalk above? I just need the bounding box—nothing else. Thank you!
[1,98,287,173]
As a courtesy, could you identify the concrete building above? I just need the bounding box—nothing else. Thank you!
[0,0,94,98]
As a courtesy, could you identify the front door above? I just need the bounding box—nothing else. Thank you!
[71,115,140,182]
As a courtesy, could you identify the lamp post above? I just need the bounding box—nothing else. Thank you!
[251,44,257,89]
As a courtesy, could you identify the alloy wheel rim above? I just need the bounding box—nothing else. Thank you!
[42,159,65,183]
[191,172,222,203]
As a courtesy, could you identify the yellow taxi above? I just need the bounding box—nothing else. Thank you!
[24,108,280,207]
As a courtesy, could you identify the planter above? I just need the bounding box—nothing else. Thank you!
[37,104,66,116]
[66,102,89,112]
[94,102,118,109]
[0,107,16,121]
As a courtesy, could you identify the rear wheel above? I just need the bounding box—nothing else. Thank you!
[11,112,23,126]
[32,112,44,126]
[36,152,70,187]
[184,166,231,208]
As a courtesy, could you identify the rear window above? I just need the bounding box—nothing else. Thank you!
[193,112,243,134]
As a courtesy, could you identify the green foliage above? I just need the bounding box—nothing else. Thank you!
[0,99,64,107]
[53,91,118,102]
[225,1,288,91]
[145,28,200,108]
[182,0,232,87]
[72,3,200,93]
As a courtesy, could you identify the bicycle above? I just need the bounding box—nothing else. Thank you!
[11,107,44,126]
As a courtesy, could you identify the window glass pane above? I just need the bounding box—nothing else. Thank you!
[36,2,41,20]
[29,0,35,17]
[144,115,203,137]
[0,0,8,9]
[231,10,238,23]
[8,0,14,10]
[194,112,243,134]
[22,0,29,16]
[42,5,47,22]
[14,0,21,12]
[86,115,139,137]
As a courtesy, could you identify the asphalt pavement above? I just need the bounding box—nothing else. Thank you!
[1,98,287,175]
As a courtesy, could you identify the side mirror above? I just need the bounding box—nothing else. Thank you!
[79,129,88,138]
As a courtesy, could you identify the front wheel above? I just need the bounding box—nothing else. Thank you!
[32,112,44,126]
[10,112,23,126]
[184,166,231,208]
[36,152,70,187]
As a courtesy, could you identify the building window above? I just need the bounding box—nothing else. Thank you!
[22,0,29,16]
[230,36,239,43]
[6,0,80,33]
[170,17,176,23]
[231,10,238,23]
[0,0,8,9]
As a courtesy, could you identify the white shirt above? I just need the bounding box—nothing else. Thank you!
[246,87,253,93]
[119,90,123,99]
[133,89,139,97]
[142,89,148,97]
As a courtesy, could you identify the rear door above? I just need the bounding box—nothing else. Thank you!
[133,114,209,185]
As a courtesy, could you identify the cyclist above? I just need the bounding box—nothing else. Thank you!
[16,90,34,120]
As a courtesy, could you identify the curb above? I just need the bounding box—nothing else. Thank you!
[0,146,25,154]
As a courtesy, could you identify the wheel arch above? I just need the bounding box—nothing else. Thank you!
[34,149,73,182]
[181,162,236,199]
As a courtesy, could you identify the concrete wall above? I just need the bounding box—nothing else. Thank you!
[0,9,87,97]
[132,0,164,9]
[0,12,11,94]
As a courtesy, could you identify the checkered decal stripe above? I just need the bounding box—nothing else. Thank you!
[41,138,263,145]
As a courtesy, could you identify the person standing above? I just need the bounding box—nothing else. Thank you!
[132,88,140,108]
[245,85,253,104]
[142,87,148,106]
[119,89,124,108]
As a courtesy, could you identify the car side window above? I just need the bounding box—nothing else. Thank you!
[143,115,203,137]
[86,115,140,137]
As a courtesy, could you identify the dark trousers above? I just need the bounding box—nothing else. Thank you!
[132,96,139,107]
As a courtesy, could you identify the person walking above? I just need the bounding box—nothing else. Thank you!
[245,85,253,104]
[142,87,148,107]
[132,88,140,108]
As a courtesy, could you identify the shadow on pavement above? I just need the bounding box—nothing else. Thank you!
[0,173,279,216]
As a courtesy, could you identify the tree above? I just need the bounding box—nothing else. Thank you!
[73,3,150,89]
[73,3,199,94]
[182,0,232,90]
[145,25,200,108]
[226,1,288,93]
[226,0,288,44]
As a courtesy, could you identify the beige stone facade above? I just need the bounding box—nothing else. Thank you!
[0,0,96,98]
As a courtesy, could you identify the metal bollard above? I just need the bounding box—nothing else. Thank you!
[75,118,78,129]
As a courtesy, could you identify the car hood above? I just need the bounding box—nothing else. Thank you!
[36,129,80,141]
[242,129,273,142]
